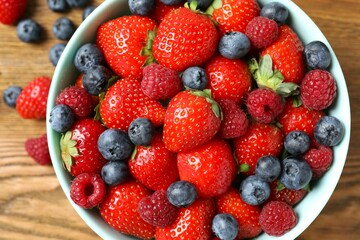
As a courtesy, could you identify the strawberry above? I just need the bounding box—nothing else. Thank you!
[152,7,219,72]
[216,188,262,239]
[16,76,51,119]
[205,54,252,104]
[233,122,284,175]
[129,132,179,191]
[99,181,156,239]
[60,118,107,177]
[155,198,216,240]
[100,77,166,131]
[163,89,222,152]
[260,25,306,84]
[24,134,51,165]
[267,180,307,206]
[0,0,27,25]
[150,0,183,23]
[96,15,157,78]
[177,138,237,198]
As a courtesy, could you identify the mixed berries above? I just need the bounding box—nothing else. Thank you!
[45,0,346,239]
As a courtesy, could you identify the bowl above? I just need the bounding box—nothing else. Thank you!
[46,0,351,239]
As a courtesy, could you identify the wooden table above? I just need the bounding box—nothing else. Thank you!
[0,0,359,239]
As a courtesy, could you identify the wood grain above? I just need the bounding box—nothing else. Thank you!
[0,0,359,239]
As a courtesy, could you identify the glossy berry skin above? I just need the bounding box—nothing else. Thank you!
[82,5,96,20]
[74,43,104,73]
[3,86,22,108]
[25,134,51,165]
[314,116,344,146]
[218,31,250,59]
[128,118,155,146]
[16,19,42,43]
[245,16,279,49]
[52,17,75,40]
[82,65,112,96]
[212,213,238,240]
[47,0,69,12]
[284,130,311,156]
[129,0,155,16]
[304,145,333,178]
[101,161,129,186]
[49,43,66,66]
[260,2,289,25]
[70,172,106,209]
[49,104,75,133]
[267,180,307,206]
[280,156,313,190]
[304,41,332,70]
[0,0,27,25]
[181,66,208,90]
[255,155,281,182]
[65,0,89,8]
[240,175,270,205]
[167,180,197,208]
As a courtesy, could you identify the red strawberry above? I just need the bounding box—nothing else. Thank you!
[211,0,260,36]
[96,15,157,78]
[245,16,279,49]
[150,0,183,23]
[99,181,156,239]
[267,180,307,206]
[0,0,27,25]
[216,188,262,239]
[177,138,236,198]
[233,122,284,175]
[60,118,107,177]
[100,77,166,131]
[205,54,252,104]
[129,132,179,191]
[260,25,306,84]
[152,7,219,72]
[163,90,222,152]
[16,76,51,119]
[155,198,216,240]
[24,134,51,165]
[304,145,333,178]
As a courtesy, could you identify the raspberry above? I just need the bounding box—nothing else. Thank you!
[304,145,333,178]
[259,201,297,236]
[218,99,249,139]
[245,16,279,49]
[25,134,51,165]
[70,172,106,209]
[137,190,178,227]
[300,69,337,110]
[141,63,182,100]
[56,86,94,118]
[246,88,284,123]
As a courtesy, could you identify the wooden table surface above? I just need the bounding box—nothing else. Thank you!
[0,0,359,239]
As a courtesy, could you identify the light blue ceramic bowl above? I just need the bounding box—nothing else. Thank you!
[46,0,351,239]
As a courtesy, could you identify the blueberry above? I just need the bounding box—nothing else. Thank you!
[101,161,130,186]
[128,118,155,146]
[212,213,239,240]
[128,0,155,16]
[3,86,22,108]
[53,17,76,41]
[314,116,344,146]
[260,2,289,25]
[82,65,112,95]
[49,43,66,66]
[181,66,208,90]
[167,181,197,207]
[280,156,312,190]
[160,0,183,5]
[97,129,134,161]
[255,155,281,182]
[284,130,311,155]
[74,43,104,73]
[16,19,42,43]
[49,104,75,133]
[186,0,212,10]
[304,41,332,70]
[218,31,250,59]
[66,0,90,8]
[47,0,69,12]
[82,6,97,20]
[239,175,270,205]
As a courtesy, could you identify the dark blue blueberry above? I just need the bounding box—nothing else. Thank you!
[167,181,197,207]
[49,43,66,66]
[3,86,22,108]
[186,0,212,10]
[101,161,130,186]
[255,155,281,182]
[49,104,75,133]
[47,0,69,12]
[66,0,90,8]
[160,0,183,5]
[280,156,312,190]
[260,2,289,25]
[82,6,97,20]
[97,129,134,161]
[16,19,42,43]
[181,66,208,90]
[239,175,270,205]
[74,43,104,73]
[284,130,311,155]
[218,31,250,59]
[128,118,155,146]
[82,65,112,95]
[212,213,239,240]
[314,116,344,146]
[128,0,155,16]
[53,17,76,41]
[304,41,332,70]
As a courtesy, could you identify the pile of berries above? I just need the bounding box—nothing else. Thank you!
[48,0,345,239]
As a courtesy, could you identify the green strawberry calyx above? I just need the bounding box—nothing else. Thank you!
[141,28,158,67]
[190,89,223,120]
[205,0,222,15]
[60,131,79,172]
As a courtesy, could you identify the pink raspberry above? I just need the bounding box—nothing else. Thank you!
[300,69,337,110]
[245,16,279,49]
[304,145,333,178]
[25,134,51,165]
